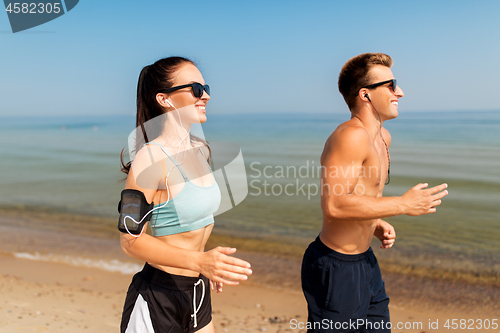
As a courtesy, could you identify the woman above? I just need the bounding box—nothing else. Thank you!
[119,56,252,333]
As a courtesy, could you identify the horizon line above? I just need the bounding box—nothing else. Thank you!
[1,108,500,119]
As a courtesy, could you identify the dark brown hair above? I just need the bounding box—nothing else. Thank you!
[120,56,209,175]
[338,53,393,110]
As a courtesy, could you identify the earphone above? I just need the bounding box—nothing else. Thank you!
[123,99,191,238]
[362,92,391,185]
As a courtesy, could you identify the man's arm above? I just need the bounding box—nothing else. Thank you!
[320,127,448,221]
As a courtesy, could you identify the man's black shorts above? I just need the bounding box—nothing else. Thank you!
[120,263,212,333]
[301,236,390,333]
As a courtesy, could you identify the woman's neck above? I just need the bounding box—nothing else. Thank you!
[158,112,192,148]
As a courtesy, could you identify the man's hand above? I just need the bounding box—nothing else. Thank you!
[210,280,223,293]
[374,219,396,249]
[402,183,448,216]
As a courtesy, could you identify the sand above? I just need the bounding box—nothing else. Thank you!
[0,208,498,332]
[1,253,499,333]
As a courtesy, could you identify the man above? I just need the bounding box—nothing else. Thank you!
[301,53,448,333]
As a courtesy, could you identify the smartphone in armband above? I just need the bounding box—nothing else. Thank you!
[117,189,154,235]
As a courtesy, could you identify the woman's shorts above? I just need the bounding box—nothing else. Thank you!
[120,263,212,333]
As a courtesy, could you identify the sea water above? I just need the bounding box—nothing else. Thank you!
[0,110,499,275]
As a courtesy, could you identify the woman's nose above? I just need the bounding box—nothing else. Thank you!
[201,90,210,101]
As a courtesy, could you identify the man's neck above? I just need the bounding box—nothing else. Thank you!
[350,106,383,141]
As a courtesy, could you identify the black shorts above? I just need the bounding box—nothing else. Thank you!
[120,263,212,333]
[301,236,390,333]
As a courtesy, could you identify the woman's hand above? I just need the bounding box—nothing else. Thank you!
[198,247,252,285]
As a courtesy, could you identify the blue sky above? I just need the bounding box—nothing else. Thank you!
[1,0,499,117]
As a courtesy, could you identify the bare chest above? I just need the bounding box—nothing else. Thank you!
[356,140,390,196]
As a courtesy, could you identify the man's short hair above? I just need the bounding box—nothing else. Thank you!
[338,53,393,111]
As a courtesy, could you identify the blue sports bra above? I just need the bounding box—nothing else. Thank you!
[145,142,221,237]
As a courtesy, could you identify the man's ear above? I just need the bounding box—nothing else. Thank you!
[359,89,370,102]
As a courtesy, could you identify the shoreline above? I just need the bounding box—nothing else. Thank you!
[0,205,500,287]
[1,204,499,288]
[2,254,498,333]
[0,206,499,320]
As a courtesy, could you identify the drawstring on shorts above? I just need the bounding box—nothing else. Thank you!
[191,278,205,328]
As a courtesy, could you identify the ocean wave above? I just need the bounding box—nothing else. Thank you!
[13,252,142,275]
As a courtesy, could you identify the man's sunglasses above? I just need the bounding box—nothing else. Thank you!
[158,82,210,98]
[363,79,397,93]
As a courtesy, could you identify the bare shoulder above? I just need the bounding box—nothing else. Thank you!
[133,142,171,169]
[324,120,371,152]
[381,127,392,147]
[321,120,371,164]
[192,140,210,161]
[127,143,172,191]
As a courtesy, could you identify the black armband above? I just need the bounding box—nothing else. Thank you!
[117,189,154,235]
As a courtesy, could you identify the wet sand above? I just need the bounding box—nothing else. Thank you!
[2,252,499,333]
[0,208,499,332]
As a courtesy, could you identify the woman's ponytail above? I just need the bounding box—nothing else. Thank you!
[120,57,196,176]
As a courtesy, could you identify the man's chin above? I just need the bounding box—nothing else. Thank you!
[386,111,398,120]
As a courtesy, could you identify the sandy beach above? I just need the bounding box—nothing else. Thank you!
[0,208,499,332]
[1,252,499,333]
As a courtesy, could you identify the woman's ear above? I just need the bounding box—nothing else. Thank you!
[156,93,173,108]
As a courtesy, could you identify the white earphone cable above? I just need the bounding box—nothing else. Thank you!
[123,101,190,237]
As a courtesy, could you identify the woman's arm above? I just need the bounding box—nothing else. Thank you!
[120,232,251,285]
[119,145,252,285]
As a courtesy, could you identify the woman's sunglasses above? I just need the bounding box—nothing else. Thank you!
[158,82,210,98]
[363,79,397,93]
